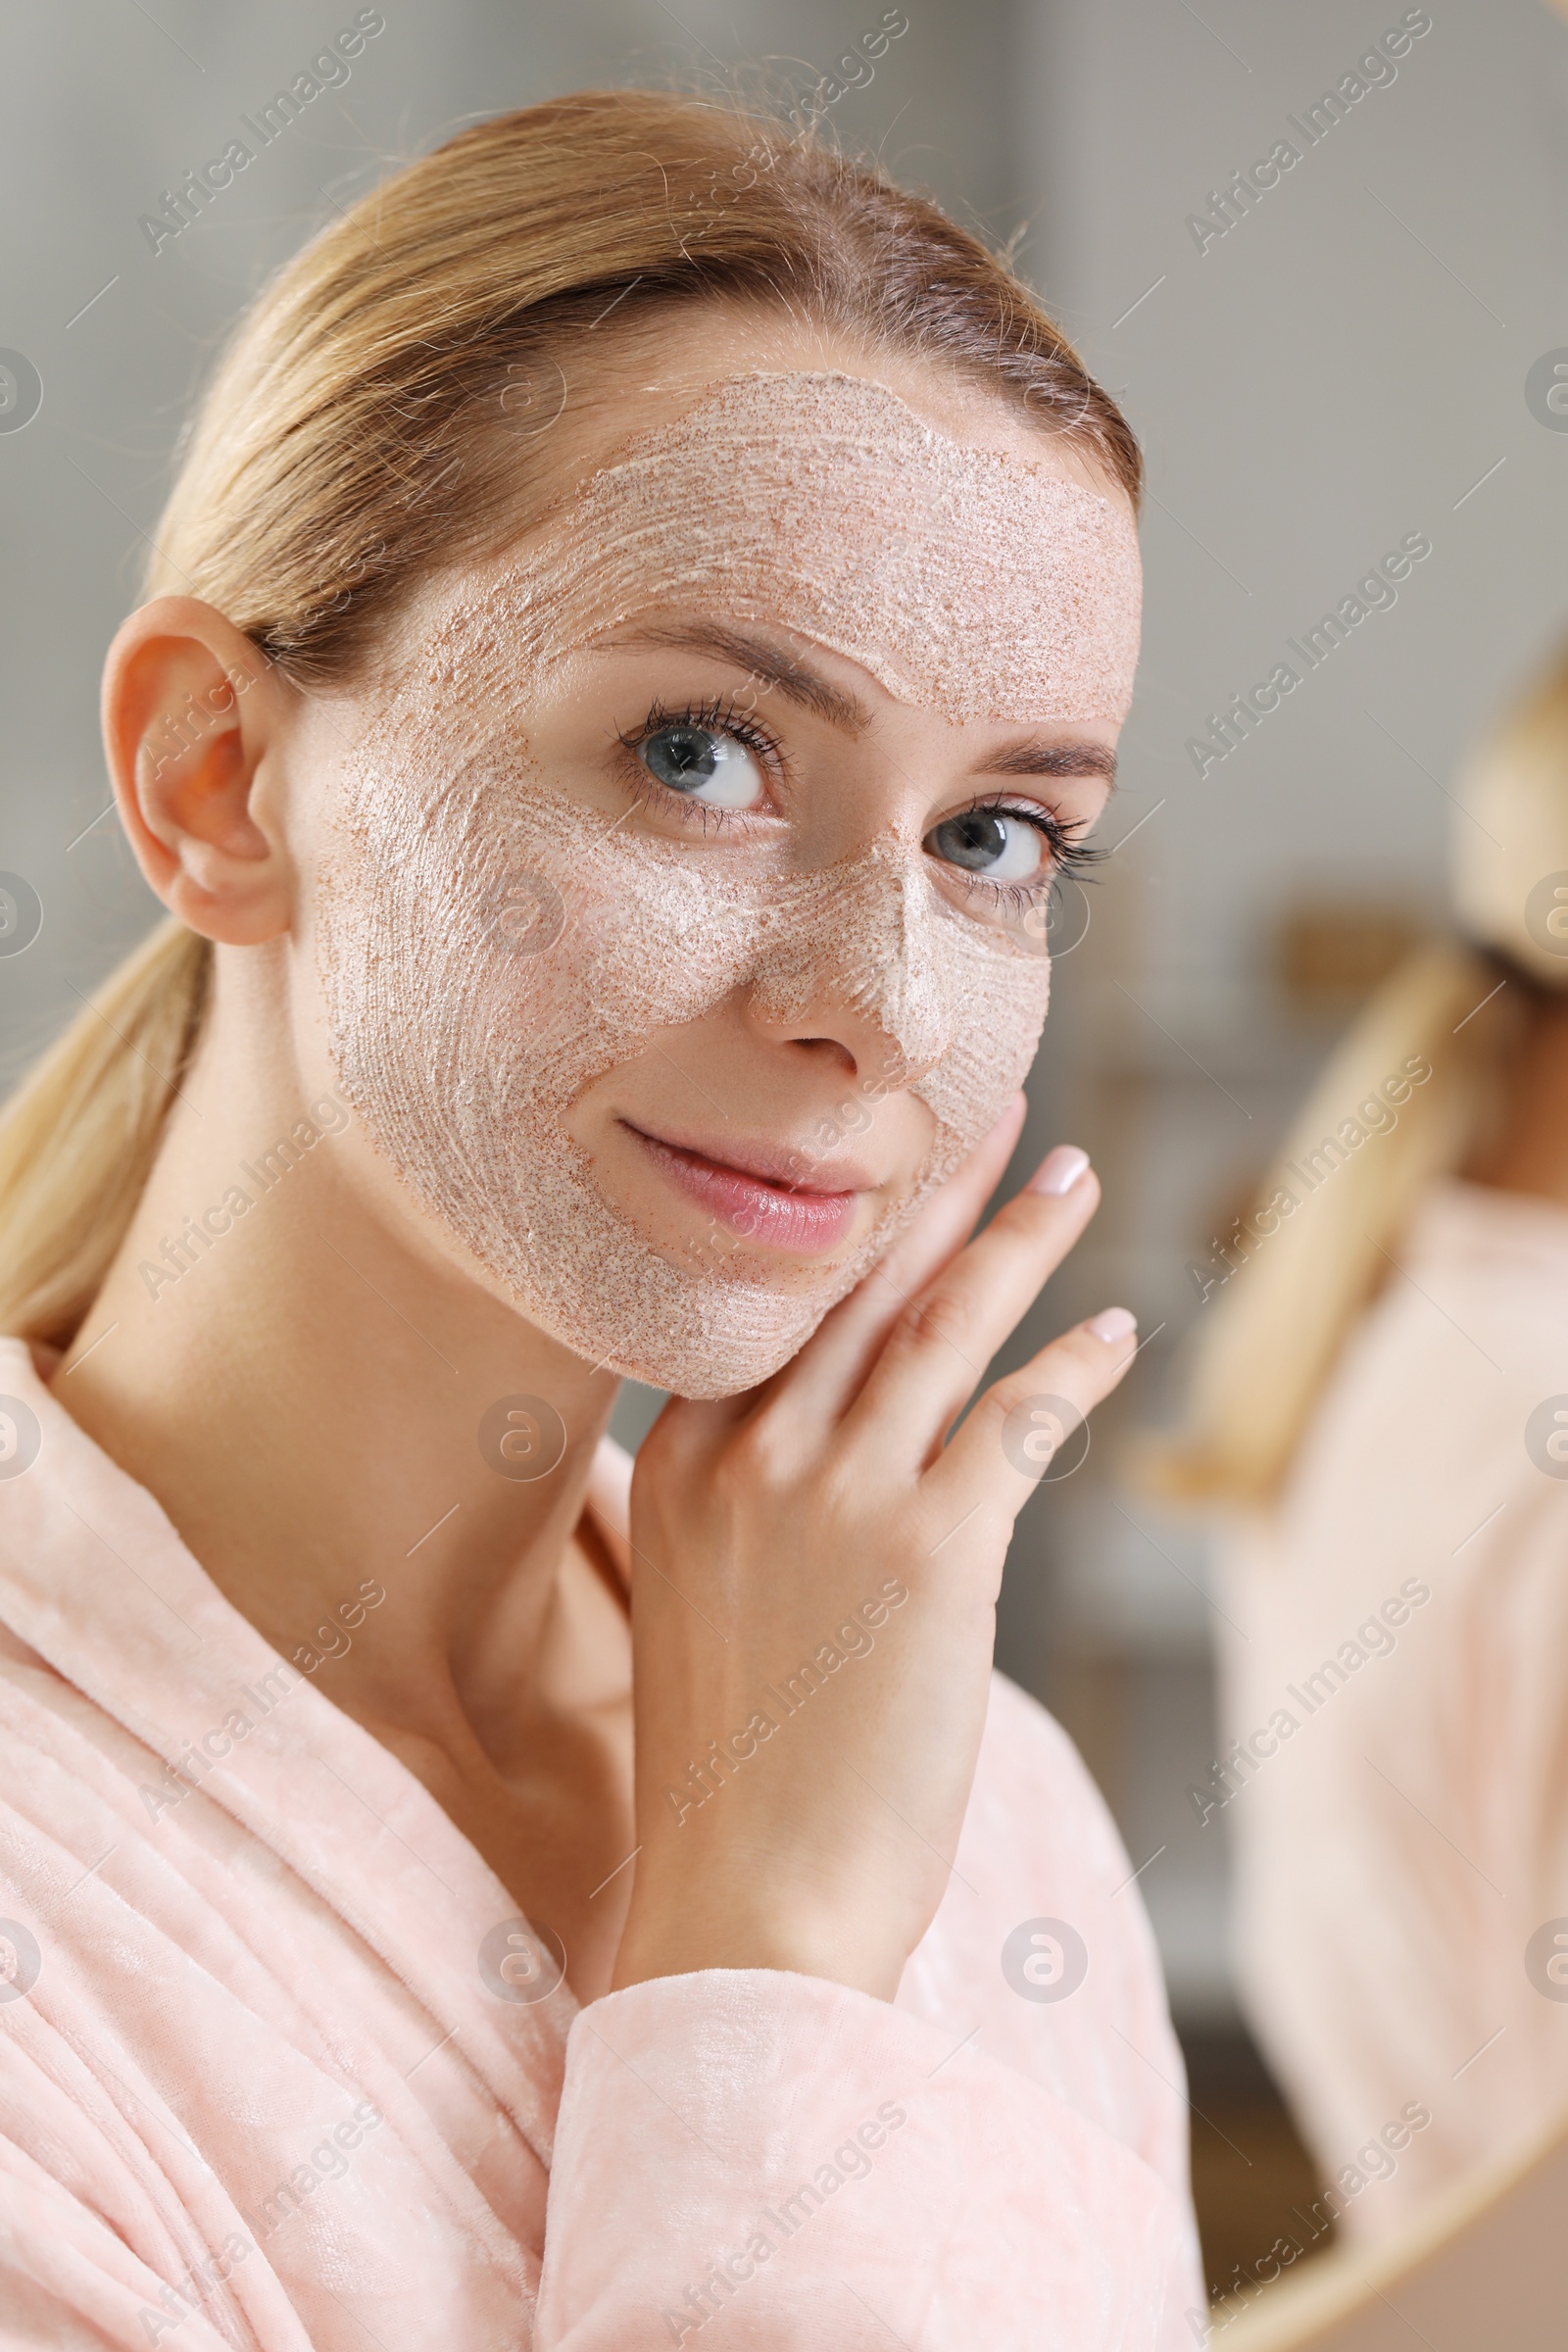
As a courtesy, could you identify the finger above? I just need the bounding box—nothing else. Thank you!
[847,1149,1102,1455]
[632,1103,1027,1453]
[924,1305,1139,1514]
[632,1391,739,1478]
[760,1094,1027,1431]
[858,1096,1029,1329]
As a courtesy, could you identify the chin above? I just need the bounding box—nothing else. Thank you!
[599,1326,816,1402]
[525,1239,862,1400]
[493,1171,909,1401]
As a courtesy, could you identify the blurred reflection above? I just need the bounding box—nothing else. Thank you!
[1147,649,1568,2242]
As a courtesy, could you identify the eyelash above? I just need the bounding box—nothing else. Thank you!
[615,697,1104,904]
[615,695,785,836]
[948,795,1104,918]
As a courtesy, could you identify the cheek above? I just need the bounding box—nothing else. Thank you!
[911,935,1052,1160]
[514,849,775,1112]
[534,849,1053,1170]
[324,722,1052,1237]
[324,737,771,1119]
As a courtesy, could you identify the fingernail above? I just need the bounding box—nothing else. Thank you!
[1087,1306,1137,1344]
[1028,1145,1090,1197]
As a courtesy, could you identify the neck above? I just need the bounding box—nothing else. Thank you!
[55,954,619,1760]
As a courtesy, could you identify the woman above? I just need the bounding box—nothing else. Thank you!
[1149,651,1568,2246]
[0,94,1200,2347]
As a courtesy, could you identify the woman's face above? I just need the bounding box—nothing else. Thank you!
[293,320,1139,1395]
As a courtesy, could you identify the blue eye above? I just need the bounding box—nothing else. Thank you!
[638,724,764,808]
[926,807,1047,883]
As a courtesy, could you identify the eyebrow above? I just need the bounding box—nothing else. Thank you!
[979,739,1117,785]
[596,620,873,735]
[597,618,1117,787]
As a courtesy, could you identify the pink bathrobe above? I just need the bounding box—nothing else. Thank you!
[1213,1180,1568,2239]
[0,1338,1200,2347]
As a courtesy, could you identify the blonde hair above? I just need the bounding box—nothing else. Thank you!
[1147,646,1568,1508]
[0,90,1139,1350]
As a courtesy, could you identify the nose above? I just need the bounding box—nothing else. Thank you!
[744,849,956,1094]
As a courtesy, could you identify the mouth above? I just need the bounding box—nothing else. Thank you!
[618,1119,871,1255]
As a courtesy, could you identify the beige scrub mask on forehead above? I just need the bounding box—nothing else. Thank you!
[320,371,1141,1396]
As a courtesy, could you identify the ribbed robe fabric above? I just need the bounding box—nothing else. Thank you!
[0,1337,1200,2346]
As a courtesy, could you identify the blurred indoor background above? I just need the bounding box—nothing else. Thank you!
[3,0,1566,2303]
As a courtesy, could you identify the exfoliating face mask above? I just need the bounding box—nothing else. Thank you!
[318,372,1141,1396]
[504,369,1142,725]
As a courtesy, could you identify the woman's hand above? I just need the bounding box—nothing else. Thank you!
[612,1098,1138,2001]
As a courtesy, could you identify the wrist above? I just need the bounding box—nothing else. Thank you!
[612,1896,903,2001]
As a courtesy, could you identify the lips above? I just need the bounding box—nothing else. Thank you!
[620,1121,869,1255]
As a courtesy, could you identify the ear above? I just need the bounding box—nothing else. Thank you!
[101,597,299,945]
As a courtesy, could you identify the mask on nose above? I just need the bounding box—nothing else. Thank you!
[318,372,1137,1396]
[322,747,1053,1395]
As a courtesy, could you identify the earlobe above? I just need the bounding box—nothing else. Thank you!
[102,595,296,946]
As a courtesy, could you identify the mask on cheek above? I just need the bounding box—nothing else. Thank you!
[318,369,1137,1397]
[320,739,1052,1397]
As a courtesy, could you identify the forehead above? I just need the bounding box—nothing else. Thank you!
[410,369,1143,728]
[535,308,1118,481]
